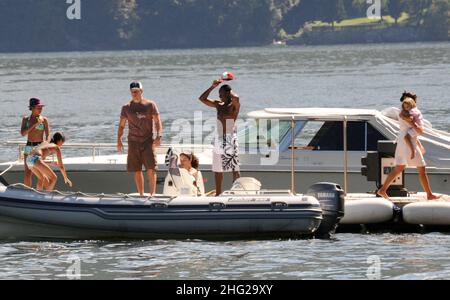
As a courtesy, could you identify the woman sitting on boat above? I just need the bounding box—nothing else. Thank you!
[26,132,72,191]
[180,152,200,184]
[179,152,205,195]
[20,98,51,187]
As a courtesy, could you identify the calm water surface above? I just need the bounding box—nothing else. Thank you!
[1,234,450,280]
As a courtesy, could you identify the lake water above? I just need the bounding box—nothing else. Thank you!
[1,234,450,280]
[0,42,449,280]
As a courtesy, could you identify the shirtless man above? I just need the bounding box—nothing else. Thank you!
[199,80,241,195]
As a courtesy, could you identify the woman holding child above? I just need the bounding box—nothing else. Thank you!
[377,92,440,200]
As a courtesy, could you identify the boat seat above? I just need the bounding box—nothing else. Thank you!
[164,169,206,197]
[196,170,206,196]
[229,177,262,195]
[163,150,205,197]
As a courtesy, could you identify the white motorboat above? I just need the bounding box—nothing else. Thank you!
[1,107,449,194]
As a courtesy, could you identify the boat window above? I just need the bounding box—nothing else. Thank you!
[292,121,325,150]
[366,123,387,151]
[238,120,291,150]
[306,121,386,151]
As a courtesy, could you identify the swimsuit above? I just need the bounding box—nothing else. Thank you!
[212,128,240,173]
[26,116,45,131]
[24,141,42,156]
[26,155,41,168]
[24,116,45,156]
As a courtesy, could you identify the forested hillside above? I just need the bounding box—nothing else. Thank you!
[0,0,448,52]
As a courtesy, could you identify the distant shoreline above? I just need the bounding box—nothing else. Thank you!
[0,40,449,55]
[287,25,448,46]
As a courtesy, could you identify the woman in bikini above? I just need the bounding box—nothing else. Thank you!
[20,98,50,187]
[26,132,72,191]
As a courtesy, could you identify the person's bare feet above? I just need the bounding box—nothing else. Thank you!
[410,151,415,160]
[427,194,442,200]
[377,190,390,200]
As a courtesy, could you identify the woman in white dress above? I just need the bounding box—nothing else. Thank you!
[377,93,440,200]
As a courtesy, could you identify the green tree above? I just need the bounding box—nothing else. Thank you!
[66,0,123,50]
[270,0,301,37]
[404,0,433,26]
[320,0,347,27]
[280,0,318,34]
[352,0,389,21]
[137,0,275,48]
[422,0,450,40]
[336,0,348,24]
[387,0,406,24]
[0,0,69,51]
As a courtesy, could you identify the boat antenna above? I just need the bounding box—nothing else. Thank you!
[291,116,296,195]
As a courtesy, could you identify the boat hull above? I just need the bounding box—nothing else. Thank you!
[2,168,448,195]
[0,187,323,240]
[0,215,322,241]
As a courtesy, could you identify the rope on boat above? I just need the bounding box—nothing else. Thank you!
[7,183,173,201]
[8,183,50,196]
[0,161,171,202]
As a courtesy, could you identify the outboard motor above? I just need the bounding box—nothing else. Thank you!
[307,182,345,237]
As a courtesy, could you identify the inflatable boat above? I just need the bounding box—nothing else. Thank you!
[0,174,345,240]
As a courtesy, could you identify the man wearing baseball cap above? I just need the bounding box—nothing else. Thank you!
[117,82,163,196]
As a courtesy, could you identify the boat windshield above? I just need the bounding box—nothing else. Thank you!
[238,120,293,151]
[286,120,387,152]
[238,119,386,153]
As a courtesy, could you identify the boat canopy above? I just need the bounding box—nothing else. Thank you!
[248,108,380,121]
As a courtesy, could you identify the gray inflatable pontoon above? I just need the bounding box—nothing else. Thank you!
[0,177,344,240]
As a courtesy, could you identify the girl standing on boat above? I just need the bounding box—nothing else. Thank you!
[377,92,439,200]
[26,132,72,191]
[20,98,50,187]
